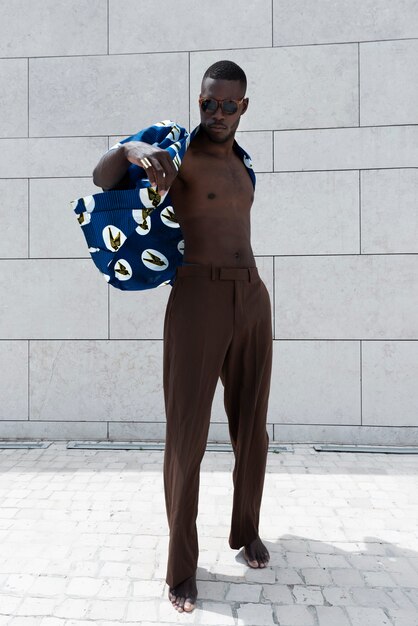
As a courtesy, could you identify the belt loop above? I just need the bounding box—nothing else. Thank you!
[211,265,216,280]
[248,268,252,282]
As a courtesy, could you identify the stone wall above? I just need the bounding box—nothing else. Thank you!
[1,1,417,443]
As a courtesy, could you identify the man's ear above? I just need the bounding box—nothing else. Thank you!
[241,97,249,115]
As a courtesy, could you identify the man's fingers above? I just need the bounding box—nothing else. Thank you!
[150,158,168,194]
[138,158,156,187]
[151,153,177,193]
[132,148,177,193]
[126,142,177,195]
[162,151,178,180]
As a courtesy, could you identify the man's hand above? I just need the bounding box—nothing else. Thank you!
[123,141,178,195]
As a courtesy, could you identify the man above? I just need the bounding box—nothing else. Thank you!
[92,60,272,614]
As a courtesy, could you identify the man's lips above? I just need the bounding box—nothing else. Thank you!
[209,125,226,130]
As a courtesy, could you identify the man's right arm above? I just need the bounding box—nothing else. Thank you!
[92,141,178,195]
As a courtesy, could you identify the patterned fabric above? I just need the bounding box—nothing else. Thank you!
[71,120,256,290]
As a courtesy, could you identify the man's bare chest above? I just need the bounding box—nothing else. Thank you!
[202,158,254,200]
[172,149,254,214]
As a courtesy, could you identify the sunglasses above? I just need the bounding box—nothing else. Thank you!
[198,96,245,115]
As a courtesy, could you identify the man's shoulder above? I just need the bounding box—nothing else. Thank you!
[233,138,255,185]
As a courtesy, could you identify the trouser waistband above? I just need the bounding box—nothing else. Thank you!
[176,264,259,282]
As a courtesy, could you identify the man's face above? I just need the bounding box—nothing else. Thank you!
[199,77,248,144]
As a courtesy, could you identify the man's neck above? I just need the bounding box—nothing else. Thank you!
[191,124,236,158]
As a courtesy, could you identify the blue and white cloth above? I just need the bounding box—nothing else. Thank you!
[71,120,256,290]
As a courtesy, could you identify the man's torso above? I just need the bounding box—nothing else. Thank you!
[168,135,256,268]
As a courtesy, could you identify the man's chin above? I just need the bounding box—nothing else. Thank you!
[203,125,231,143]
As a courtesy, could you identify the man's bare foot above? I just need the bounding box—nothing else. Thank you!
[168,573,197,613]
[243,535,270,568]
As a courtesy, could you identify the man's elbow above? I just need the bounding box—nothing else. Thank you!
[92,168,107,190]
[92,165,100,186]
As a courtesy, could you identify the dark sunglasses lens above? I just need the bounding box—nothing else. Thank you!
[222,100,238,114]
[201,99,218,112]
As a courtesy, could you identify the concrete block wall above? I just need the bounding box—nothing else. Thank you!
[1,0,417,444]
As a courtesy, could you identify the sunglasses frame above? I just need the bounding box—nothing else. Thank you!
[198,96,245,115]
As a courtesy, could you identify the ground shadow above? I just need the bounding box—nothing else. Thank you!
[190,535,418,625]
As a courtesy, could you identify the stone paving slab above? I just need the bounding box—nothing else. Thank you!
[0,443,417,625]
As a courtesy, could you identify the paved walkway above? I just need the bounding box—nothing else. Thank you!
[0,443,417,626]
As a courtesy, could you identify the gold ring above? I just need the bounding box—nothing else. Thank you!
[140,157,152,169]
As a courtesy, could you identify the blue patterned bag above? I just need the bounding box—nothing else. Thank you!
[71,120,255,290]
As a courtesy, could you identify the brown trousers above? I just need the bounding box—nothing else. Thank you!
[163,264,273,588]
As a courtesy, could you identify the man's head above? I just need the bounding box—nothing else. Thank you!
[199,60,248,144]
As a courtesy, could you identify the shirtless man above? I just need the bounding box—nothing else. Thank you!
[93,60,272,614]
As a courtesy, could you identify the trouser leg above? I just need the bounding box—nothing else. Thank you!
[220,277,273,549]
[163,276,233,588]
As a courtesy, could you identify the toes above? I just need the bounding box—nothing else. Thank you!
[168,579,197,613]
[244,548,258,568]
[170,592,183,611]
[244,545,271,568]
[184,598,195,612]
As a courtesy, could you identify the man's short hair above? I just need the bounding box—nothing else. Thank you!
[202,60,247,92]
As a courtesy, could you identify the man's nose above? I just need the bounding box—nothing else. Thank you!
[212,106,224,121]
